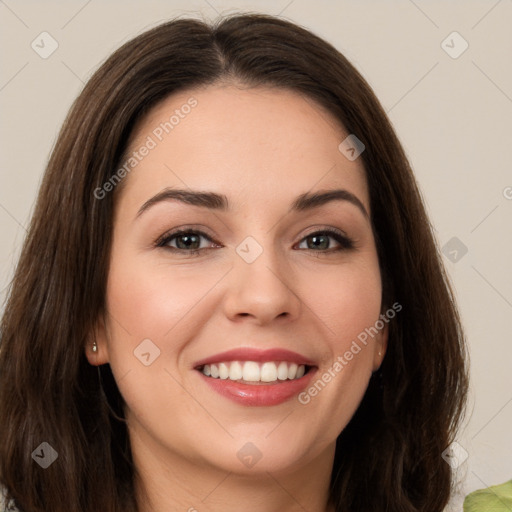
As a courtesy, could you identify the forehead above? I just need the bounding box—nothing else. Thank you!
[119,85,369,215]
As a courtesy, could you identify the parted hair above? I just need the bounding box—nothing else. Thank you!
[0,13,468,512]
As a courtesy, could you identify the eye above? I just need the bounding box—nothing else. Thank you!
[155,229,219,255]
[296,228,354,253]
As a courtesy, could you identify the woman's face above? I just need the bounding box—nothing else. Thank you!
[88,85,387,476]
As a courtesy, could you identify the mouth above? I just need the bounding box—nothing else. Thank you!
[196,360,314,385]
[193,348,318,406]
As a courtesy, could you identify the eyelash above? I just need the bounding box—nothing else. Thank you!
[155,227,355,257]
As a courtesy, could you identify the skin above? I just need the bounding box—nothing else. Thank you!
[86,84,388,512]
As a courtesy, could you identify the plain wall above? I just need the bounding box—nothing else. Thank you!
[1,1,511,509]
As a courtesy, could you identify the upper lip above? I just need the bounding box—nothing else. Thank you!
[193,348,317,369]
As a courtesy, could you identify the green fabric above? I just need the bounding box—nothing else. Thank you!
[464,480,512,511]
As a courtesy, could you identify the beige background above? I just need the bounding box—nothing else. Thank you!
[1,0,511,508]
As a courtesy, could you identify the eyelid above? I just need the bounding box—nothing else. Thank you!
[154,227,220,249]
[300,225,349,240]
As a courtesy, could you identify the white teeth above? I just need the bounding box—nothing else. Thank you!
[218,362,229,380]
[277,361,289,380]
[260,362,277,382]
[201,361,308,382]
[242,361,260,382]
[229,361,243,380]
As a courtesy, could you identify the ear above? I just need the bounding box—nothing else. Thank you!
[85,312,110,366]
[372,314,389,372]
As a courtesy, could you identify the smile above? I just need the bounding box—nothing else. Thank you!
[200,361,309,383]
[193,347,318,406]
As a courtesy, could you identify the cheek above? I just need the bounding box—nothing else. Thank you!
[105,255,216,339]
[303,256,383,345]
[295,257,383,435]
[102,252,230,387]
[102,257,208,434]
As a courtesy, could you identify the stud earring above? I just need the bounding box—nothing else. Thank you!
[92,341,98,353]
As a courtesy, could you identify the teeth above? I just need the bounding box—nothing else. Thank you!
[277,361,289,380]
[218,362,229,380]
[229,361,243,380]
[242,361,260,382]
[201,361,308,382]
[288,363,298,379]
[260,362,277,382]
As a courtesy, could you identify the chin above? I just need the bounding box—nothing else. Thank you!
[197,433,325,476]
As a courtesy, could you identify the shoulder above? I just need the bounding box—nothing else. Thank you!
[0,484,21,512]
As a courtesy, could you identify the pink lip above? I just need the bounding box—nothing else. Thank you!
[193,347,316,368]
[197,367,318,407]
[193,347,318,407]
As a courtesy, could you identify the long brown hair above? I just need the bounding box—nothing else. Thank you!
[0,13,469,512]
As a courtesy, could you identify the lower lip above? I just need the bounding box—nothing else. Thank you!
[197,368,317,406]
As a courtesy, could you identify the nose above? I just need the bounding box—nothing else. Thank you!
[222,242,302,325]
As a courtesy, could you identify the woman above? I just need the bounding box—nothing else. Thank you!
[0,13,469,512]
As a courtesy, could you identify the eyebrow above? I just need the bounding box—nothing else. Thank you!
[136,187,369,219]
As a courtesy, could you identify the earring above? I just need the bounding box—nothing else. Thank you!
[92,341,98,353]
